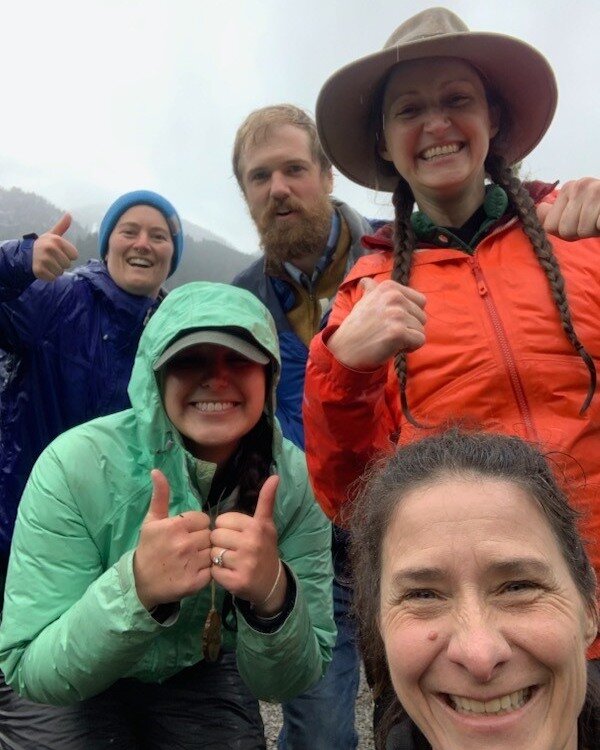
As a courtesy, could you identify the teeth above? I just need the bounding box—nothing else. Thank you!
[128,258,152,268]
[194,402,235,413]
[422,143,460,160]
[449,688,531,716]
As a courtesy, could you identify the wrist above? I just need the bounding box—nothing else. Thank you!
[252,559,286,617]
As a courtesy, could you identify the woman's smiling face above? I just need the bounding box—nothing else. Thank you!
[162,343,266,465]
[380,57,498,217]
[378,475,596,750]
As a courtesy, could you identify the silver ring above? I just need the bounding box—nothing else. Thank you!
[212,548,228,568]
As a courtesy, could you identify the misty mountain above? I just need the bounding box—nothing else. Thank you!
[0,187,257,286]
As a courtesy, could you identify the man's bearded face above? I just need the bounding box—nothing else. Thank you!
[240,124,334,264]
[252,190,332,263]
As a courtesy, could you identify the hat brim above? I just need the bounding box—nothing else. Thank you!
[153,330,270,371]
[317,31,557,192]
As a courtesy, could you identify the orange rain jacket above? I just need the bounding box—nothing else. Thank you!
[304,191,600,654]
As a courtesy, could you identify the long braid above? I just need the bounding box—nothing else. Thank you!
[486,153,596,413]
[391,179,426,428]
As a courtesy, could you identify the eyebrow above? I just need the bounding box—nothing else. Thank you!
[247,158,312,175]
[390,558,553,588]
[118,221,167,232]
[389,79,476,99]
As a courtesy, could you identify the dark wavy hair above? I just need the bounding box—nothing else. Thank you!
[350,428,600,748]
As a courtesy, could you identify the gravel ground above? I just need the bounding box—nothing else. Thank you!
[260,666,375,749]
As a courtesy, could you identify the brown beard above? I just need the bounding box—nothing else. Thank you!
[254,194,333,265]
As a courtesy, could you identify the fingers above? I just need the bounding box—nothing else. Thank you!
[329,276,427,370]
[146,469,171,522]
[539,178,600,240]
[359,277,378,295]
[536,201,551,227]
[48,212,72,237]
[32,232,79,281]
[400,284,427,311]
[253,475,280,520]
[540,193,578,240]
[400,325,427,352]
[214,511,252,533]
[361,276,425,305]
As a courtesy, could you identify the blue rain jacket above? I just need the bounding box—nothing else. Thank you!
[0,238,159,557]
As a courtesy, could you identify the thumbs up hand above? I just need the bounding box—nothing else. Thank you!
[133,469,212,611]
[210,475,285,616]
[328,277,427,370]
[32,213,79,281]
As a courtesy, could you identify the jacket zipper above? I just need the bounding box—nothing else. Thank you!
[469,256,538,441]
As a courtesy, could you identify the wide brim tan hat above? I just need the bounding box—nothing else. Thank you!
[316,7,557,192]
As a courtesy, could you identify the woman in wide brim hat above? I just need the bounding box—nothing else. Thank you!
[303,9,600,743]
[316,7,558,191]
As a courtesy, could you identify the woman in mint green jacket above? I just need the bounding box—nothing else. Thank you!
[0,282,334,749]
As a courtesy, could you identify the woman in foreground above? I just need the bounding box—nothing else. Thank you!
[0,281,334,749]
[351,428,600,750]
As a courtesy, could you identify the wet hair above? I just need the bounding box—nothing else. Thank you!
[233,413,273,515]
[350,428,599,747]
[376,70,596,425]
[232,104,332,190]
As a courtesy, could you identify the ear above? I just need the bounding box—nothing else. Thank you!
[488,104,501,140]
[584,601,598,647]
[322,166,334,194]
[378,130,393,163]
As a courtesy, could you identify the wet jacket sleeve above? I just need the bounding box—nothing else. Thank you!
[303,280,396,522]
[0,448,170,705]
[0,238,36,301]
[234,444,335,702]
[0,237,66,351]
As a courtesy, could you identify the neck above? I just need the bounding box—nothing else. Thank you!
[287,247,323,275]
[415,179,486,228]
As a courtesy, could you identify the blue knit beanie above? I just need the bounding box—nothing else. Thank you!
[98,190,183,276]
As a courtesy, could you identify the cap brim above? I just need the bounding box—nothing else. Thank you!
[317,31,557,191]
[153,330,270,371]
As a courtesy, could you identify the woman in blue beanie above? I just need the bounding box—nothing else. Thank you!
[0,189,183,748]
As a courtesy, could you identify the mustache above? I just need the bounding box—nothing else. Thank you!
[259,197,304,225]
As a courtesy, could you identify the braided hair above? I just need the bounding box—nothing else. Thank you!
[485,152,596,413]
[389,159,596,425]
[390,177,423,427]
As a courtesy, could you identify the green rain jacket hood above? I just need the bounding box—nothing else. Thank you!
[0,282,334,706]
[130,281,282,462]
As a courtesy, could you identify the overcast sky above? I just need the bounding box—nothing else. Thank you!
[2,0,598,254]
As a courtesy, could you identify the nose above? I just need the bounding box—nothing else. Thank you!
[446,605,511,682]
[133,231,151,251]
[423,106,451,136]
[269,170,291,201]
[201,359,229,388]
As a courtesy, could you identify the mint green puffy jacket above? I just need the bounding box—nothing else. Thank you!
[0,282,334,706]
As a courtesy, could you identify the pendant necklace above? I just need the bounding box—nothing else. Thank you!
[202,486,227,662]
[202,580,222,662]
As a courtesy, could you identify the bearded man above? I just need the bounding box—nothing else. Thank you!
[232,105,374,449]
[232,105,374,750]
